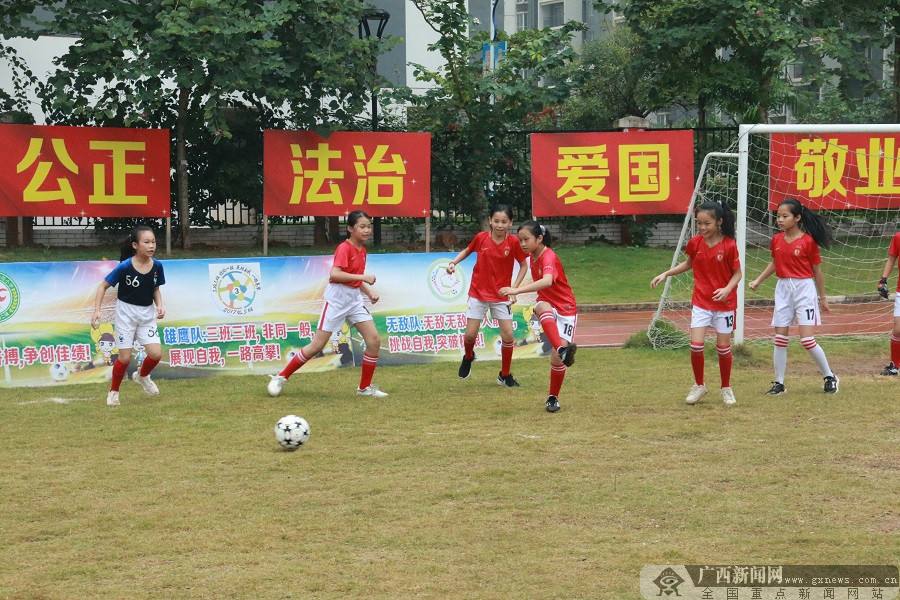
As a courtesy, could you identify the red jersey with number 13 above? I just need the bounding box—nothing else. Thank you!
[466,231,527,303]
[771,232,821,279]
[330,240,366,288]
[530,248,577,316]
[685,235,741,311]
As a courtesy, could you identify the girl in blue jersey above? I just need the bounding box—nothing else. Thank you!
[91,225,166,406]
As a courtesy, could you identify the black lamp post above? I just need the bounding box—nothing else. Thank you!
[358,8,390,246]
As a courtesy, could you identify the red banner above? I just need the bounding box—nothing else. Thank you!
[0,124,170,217]
[770,133,900,210]
[264,131,431,217]
[531,130,695,217]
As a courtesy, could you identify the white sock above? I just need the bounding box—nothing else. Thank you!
[773,335,788,383]
[801,337,833,377]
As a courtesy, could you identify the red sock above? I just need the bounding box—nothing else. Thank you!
[139,356,160,377]
[110,359,128,392]
[690,343,704,385]
[500,341,514,377]
[539,313,563,349]
[279,349,308,379]
[717,344,733,388]
[549,364,567,397]
[891,335,900,366]
[463,337,476,361]
[359,353,378,390]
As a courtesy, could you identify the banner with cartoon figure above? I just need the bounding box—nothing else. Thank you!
[0,254,553,388]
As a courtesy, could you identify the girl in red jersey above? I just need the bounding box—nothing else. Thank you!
[651,201,742,406]
[267,211,388,398]
[499,221,577,413]
[446,204,528,386]
[876,230,900,376]
[749,197,838,395]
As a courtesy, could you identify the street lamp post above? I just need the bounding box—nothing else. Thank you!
[358,8,390,246]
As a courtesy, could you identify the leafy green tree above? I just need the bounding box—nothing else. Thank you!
[0,1,39,116]
[39,0,379,247]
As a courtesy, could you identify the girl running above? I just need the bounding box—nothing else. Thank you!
[877,230,900,376]
[749,197,838,395]
[446,204,528,387]
[91,225,166,407]
[499,221,577,413]
[651,200,742,406]
[267,210,387,398]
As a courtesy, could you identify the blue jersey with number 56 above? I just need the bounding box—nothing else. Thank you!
[104,258,165,307]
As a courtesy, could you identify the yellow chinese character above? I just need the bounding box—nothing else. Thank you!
[288,143,344,204]
[352,144,406,205]
[88,141,147,204]
[794,137,848,198]
[556,145,610,204]
[618,144,670,202]
[15,137,79,204]
[855,137,900,195]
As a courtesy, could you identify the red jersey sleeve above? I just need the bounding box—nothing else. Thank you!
[332,241,351,269]
[511,236,527,263]
[888,233,900,257]
[539,251,558,282]
[466,231,485,253]
[807,236,822,266]
[685,236,700,260]
[728,238,741,271]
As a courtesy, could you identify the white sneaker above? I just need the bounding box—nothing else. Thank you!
[357,385,388,398]
[721,387,736,406]
[685,384,707,405]
[106,390,120,407]
[132,371,160,395]
[267,375,286,397]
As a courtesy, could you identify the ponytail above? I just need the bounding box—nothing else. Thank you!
[696,200,735,238]
[519,220,552,247]
[119,225,154,261]
[780,198,832,249]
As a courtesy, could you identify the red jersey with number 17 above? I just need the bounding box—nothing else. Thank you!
[771,232,821,279]
[530,248,577,316]
[685,235,741,311]
[889,232,900,292]
[330,240,366,288]
[465,231,527,303]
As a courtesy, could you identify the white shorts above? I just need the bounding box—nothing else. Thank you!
[319,284,373,333]
[690,306,735,334]
[894,293,900,318]
[115,300,159,349]
[772,278,821,327]
[543,309,577,343]
[466,298,513,321]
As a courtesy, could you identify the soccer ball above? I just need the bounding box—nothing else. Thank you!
[274,415,310,451]
[49,362,69,382]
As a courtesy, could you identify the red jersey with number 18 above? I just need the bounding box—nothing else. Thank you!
[530,248,577,316]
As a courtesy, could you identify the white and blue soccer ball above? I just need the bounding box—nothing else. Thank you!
[49,362,69,382]
[274,415,310,451]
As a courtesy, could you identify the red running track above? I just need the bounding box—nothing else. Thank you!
[576,302,895,347]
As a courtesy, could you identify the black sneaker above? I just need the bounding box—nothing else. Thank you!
[458,355,474,379]
[545,395,560,413]
[497,372,520,387]
[824,374,839,394]
[557,343,577,367]
[766,381,786,396]
[881,362,899,376]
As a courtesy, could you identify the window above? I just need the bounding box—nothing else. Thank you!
[541,1,565,28]
[516,3,528,30]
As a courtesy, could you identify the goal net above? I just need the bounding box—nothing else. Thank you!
[650,124,900,349]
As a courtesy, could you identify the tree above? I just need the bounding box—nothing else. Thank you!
[39,0,380,247]
[401,0,582,220]
[0,1,39,117]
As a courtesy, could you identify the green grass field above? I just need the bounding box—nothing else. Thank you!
[2,343,897,599]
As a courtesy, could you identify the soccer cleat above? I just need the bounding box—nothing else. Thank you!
[497,372,520,388]
[545,395,560,413]
[557,344,577,367]
[458,356,474,379]
[824,374,839,394]
[106,390,120,407]
[766,381,786,396]
[685,384,707,405]
[357,385,389,398]
[721,387,736,406]
[267,375,286,397]
[132,371,160,395]
[881,362,898,376]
